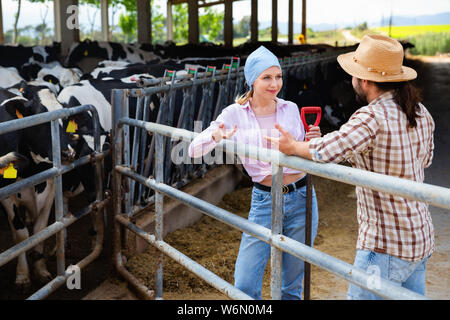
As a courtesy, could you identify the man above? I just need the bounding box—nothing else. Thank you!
[265,34,435,299]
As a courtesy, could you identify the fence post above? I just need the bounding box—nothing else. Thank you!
[155,132,165,299]
[270,163,283,300]
[51,119,65,277]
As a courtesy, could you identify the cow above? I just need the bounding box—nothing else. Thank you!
[86,59,185,80]
[36,62,83,88]
[0,88,76,291]
[0,44,60,70]
[0,67,25,89]
[0,44,61,81]
[66,40,162,72]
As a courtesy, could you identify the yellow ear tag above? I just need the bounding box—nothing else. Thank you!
[3,163,17,179]
[19,87,24,93]
[84,50,89,56]
[49,79,52,84]
[16,109,24,119]
[66,120,78,133]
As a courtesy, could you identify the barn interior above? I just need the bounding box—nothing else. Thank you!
[0,0,448,302]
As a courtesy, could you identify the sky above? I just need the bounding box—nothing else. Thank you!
[1,0,450,32]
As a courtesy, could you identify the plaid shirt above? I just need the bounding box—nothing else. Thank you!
[309,91,435,262]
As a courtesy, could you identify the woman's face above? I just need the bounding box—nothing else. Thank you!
[252,66,282,100]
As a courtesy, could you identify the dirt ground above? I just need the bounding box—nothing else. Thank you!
[121,54,450,300]
[0,54,448,300]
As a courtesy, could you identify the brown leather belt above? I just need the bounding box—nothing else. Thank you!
[254,176,307,194]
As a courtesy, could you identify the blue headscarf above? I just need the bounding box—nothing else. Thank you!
[244,46,281,91]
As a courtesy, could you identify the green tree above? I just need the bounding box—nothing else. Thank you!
[10,0,48,44]
[151,2,166,44]
[233,15,250,38]
[118,12,137,42]
[172,4,188,43]
[199,7,224,42]
[356,22,368,31]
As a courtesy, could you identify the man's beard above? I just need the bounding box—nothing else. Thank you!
[354,81,368,105]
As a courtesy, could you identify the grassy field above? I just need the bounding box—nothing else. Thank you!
[233,24,449,56]
[373,25,450,38]
[372,25,450,56]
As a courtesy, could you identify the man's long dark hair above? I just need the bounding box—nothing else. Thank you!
[374,81,422,128]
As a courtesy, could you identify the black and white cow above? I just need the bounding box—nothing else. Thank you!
[0,67,25,89]
[86,59,185,81]
[0,44,60,70]
[36,62,83,88]
[66,40,162,69]
[0,44,61,81]
[0,88,76,291]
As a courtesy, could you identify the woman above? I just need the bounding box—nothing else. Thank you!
[188,46,321,300]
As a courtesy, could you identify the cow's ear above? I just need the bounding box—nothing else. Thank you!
[43,74,60,85]
[17,80,28,94]
[3,98,30,119]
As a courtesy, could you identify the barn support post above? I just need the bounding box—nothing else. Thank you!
[0,0,4,44]
[167,0,173,41]
[302,0,307,42]
[54,0,80,60]
[224,0,233,48]
[250,0,258,43]
[100,0,109,41]
[288,0,293,44]
[137,0,151,44]
[271,0,277,43]
[188,0,199,44]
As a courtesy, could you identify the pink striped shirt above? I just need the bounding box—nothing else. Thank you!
[188,98,305,182]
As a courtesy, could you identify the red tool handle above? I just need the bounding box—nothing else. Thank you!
[301,106,322,132]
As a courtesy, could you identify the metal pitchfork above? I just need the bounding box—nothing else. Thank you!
[300,106,322,300]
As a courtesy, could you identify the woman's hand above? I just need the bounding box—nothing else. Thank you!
[305,125,322,140]
[212,123,238,143]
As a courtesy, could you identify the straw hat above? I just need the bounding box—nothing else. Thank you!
[337,34,417,82]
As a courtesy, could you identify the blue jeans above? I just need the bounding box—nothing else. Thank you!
[347,249,430,300]
[234,183,319,300]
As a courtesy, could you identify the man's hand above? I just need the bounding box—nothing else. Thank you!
[212,123,238,143]
[264,123,298,155]
[305,125,321,140]
[264,123,316,160]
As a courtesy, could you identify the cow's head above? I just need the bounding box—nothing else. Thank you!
[62,105,109,156]
[1,89,76,164]
[66,40,108,67]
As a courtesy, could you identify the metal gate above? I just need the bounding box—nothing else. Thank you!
[0,105,110,299]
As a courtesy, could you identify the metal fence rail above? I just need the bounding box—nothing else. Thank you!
[0,105,109,300]
[112,118,449,300]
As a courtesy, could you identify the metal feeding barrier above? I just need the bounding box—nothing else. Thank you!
[0,105,110,300]
[110,48,449,300]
